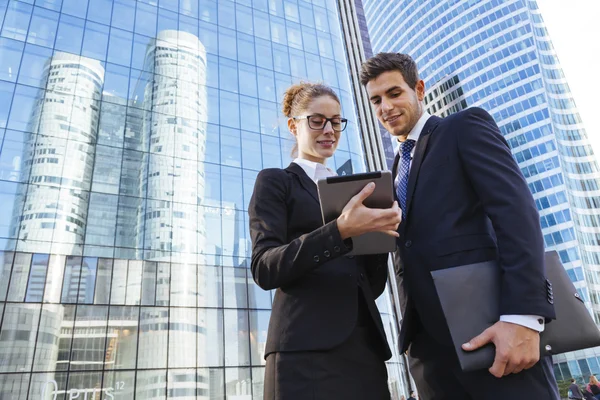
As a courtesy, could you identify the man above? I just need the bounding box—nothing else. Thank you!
[569,378,584,399]
[408,391,417,400]
[360,52,559,399]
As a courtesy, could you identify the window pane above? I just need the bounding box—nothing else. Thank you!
[54,14,84,54]
[0,38,24,82]
[109,259,127,305]
[0,304,41,372]
[69,305,108,371]
[26,6,58,48]
[169,263,197,307]
[107,27,133,67]
[125,260,142,305]
[136,369,167,399]
[103,369,135,399]
[242,132,263,171]
[7,252,32,302]
[156,262,170,306]
[224,309,250,366]
[168,308,197,368]
[61,0,88,18]
[138,307,168,368]
[86,0,112,25]
[249,310,270,366]
[165,369,196,399]
[140,261,157,306]
[42,255,65,303]
[0,251,15,301]
[198,308,223,367]
[1,1,33,41]
[81,21,109,61]
[111,0,135,32]
[60,256,82,303]
[105,306,139,370]
[223,267,247,308]
[0,373,31,400]
[135,3,157,37]
[17,43,52,87]
[25,253,49,302]
[226,367,251,398]
[94,258,112,304]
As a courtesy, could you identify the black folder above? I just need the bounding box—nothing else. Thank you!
[431,251,600,372]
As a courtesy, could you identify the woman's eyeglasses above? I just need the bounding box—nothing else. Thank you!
[292,115,348,132]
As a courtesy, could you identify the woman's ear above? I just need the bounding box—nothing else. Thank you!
[287,117,297,135]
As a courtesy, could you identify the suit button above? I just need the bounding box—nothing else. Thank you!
[347,255,354,259]
[324,250,330,258]
[548,298,554,305]
[405,240,412,248]
[537,318,544,325]
[313,255,319,263]
[333,246,340,252]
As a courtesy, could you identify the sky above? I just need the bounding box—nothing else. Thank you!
[535,0,600,158]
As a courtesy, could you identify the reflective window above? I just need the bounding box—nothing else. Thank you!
[0,0,394,395]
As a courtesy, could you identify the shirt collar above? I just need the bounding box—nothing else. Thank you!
[396,111,432,152]
[293,158,336,183]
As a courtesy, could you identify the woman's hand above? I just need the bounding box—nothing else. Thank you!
[337,182,402,240]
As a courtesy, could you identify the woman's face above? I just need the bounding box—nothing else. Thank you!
[288,95,343,164]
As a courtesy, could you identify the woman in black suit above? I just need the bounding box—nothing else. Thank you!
[248,82,402,399]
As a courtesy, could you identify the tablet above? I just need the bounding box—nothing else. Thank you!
[316,171,396,255]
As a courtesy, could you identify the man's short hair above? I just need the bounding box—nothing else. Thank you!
[360,53,420,89]
[572,378,576,383]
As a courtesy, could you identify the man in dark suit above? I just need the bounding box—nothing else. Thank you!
[360,52,559,399]
[569,378,584,399]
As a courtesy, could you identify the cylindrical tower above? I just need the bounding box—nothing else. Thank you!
[10,52,104,255]
[137,30,208,265]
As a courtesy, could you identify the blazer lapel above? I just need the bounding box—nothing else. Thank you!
[286,162,320,204]
[404,117,440,219]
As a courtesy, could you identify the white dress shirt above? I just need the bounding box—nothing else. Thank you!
[293,158,336,183]
[395,112,544,333]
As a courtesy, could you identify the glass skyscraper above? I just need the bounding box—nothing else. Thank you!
[0,0,408,398]
[361,0,600,381]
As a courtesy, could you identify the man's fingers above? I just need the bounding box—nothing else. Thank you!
[382,230,400,238]
[350,182,375,206]
[489,355,508,378]
[462,328,494,351]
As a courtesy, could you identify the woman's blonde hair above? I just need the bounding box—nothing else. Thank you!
[282,82,340,157]
[590,375,600,385]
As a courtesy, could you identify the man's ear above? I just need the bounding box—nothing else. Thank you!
[415,79,426,101]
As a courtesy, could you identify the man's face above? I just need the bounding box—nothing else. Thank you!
[365,70,425,140]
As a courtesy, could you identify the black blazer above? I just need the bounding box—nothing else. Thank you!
[393,107,556,353]
[249,162,392,359]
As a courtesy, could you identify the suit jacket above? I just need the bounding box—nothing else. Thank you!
[249,162,392,359]
[569,383,584,399]
[392,107,556,353]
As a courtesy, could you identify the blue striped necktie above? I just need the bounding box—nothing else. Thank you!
[396,139,416,216]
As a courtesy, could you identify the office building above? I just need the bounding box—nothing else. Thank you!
[0,0,408,398]
[361,0,600,381]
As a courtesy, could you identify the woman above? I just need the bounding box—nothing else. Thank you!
[249,82,402,399]
[587,375,600,399]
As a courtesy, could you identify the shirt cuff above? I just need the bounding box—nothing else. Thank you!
[500,314,545,332]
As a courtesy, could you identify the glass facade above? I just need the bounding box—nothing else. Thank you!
[362,0,600,380]
[0,0,408,398]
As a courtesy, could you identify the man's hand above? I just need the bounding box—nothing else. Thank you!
[337,182,402,239]
[462,321,540,378]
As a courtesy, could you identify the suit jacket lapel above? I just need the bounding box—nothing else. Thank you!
[404,117,440,218]
[286,162,320,204]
